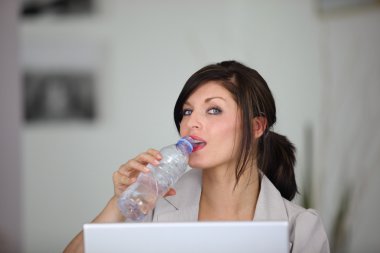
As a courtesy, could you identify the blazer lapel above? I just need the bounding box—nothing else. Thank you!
[253,175,292,250]
[154,169,202,222]
[253,175,288,221]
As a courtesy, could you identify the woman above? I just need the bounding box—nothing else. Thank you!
[64,61,330,253]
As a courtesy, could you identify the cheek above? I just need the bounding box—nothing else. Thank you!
[179,120,187,136]
[217,118,242,152]
[212,118,239,139]
[179,125,186,137]
[205,123,239,158]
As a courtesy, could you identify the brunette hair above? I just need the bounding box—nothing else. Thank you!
[173,60,298,200]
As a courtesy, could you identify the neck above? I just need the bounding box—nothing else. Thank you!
[198,165,260,221]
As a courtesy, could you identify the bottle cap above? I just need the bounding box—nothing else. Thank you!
[176,136,193,154]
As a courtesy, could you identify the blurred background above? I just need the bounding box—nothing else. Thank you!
[1,0,380,252]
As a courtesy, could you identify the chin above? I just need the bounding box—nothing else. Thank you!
[188,159,205,170]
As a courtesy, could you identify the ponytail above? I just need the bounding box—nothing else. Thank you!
[258,131,298,200]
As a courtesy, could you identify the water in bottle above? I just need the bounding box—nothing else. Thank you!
[118,136,194,221]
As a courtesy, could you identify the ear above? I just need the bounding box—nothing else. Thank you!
[253,116,267,139]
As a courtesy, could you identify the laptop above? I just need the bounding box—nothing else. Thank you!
[83,221,288,253]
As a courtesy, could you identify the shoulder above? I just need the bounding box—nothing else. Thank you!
[257,175,330,253]
[283,200,330,253]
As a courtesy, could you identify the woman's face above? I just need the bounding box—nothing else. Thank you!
[180,81,242,171]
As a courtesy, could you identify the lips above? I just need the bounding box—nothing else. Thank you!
[189,135,207,152]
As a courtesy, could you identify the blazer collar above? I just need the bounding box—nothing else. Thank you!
[154,169,201,222]
[253,175,288,221]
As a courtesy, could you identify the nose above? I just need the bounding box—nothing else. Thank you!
[188,113,201,129]
[183,111,202,130]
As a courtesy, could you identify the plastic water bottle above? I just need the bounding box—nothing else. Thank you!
[118,136,194,222]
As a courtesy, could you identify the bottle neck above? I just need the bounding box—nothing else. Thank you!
[176,141,192,155]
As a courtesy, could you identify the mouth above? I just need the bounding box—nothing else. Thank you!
[188,135,207,152]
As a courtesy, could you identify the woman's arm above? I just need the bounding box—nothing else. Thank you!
[63,196,124,253]
[63,149,163,253]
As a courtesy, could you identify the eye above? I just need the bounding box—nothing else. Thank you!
[182,108,192,116]
[207,107,222,115]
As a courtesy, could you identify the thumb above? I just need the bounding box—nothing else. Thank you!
[164,188,176,197]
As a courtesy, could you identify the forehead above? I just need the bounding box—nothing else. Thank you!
[185,81,233,103]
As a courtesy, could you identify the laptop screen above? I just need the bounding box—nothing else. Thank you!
[84,221,289,253]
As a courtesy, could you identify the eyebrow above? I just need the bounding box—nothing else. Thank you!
[205,96,226,103]
[184,96,226,106]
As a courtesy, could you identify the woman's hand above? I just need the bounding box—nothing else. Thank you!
[63,149,176,253]
[113,149,176,198]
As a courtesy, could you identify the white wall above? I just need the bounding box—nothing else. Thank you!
[317,6,380,253]
[0,1,22,252]
[19,0,380,252]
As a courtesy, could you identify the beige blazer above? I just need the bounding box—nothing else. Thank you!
[145,169,330,253]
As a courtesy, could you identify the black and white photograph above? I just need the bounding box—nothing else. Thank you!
[23,71,96,123]
[20,0,94,18]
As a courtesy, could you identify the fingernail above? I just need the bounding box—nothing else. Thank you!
[153,160,160,166]
[156,154,162,159]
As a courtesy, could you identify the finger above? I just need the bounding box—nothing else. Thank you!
[117,163,131,175]
[163,188,176,197]
[128,160,151,173]
[113,171,132,186]
[118,160,150,175]
[118,173,137,185]
[117,184,128,194]
[135,152,161,166]
[145,149,162,160]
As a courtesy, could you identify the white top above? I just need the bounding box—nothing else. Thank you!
[145,169,330,253]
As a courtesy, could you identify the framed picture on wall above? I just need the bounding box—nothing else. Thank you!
[21,0,95,18]
[23,71,96,122]
[21,38,104,124]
